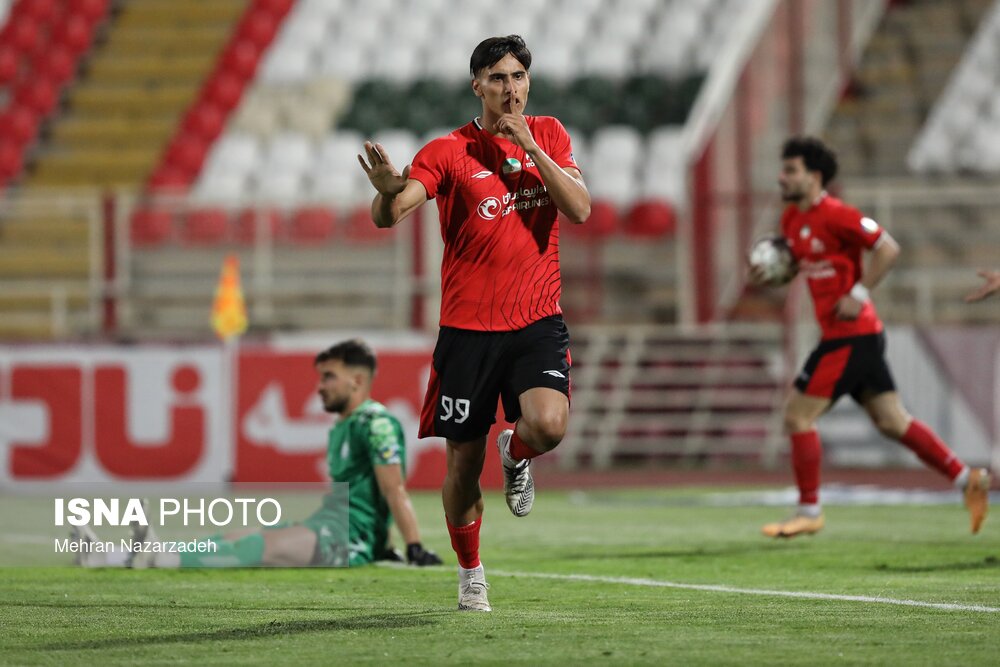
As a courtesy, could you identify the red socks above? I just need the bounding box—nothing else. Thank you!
[899,419,964,480]
[509,430,542,462]
[790,430,822,505]
[447,516,482,569]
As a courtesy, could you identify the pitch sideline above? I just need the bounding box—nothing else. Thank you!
[490,569,1000,614]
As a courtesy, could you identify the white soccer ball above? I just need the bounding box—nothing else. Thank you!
[748,235,795,285]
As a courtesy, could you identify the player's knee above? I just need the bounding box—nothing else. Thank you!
[783,412,813,435]
[527,410,567,451]
[872,414,907,440]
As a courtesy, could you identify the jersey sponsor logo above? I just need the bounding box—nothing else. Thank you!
[542,370,566,378]
[860,217,879,234]
[502,157,522,174]
[473,170,493,179]
[477,197,501,220]
[799,259,837,280]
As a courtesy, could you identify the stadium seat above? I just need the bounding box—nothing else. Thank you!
[287,206,336,243]
[263,132,314,172]
[34,46,76,85]
[222,40,263,80]
[1,105,39,146]
[14,77,59,116]
[69,0,109,24]
[147,165,194,193]
[259,44,313,84]
[0,44,18,84]
[51,13,94,54]
[182,102,226,142]
[129,207,173,246]
[237,8,279,48]
[181,208,229,245]
[205,133,262,174]
[624,200,677,239]
[0,139,24,180]
[255,169,305,202]
[203,71,246,112]
[164,134,209,176]
[191,170,248,203]
[564,200,618,239]
[234,207,283,243]
[344,204,394,242]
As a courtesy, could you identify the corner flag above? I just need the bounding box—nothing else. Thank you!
[211,254,248,341]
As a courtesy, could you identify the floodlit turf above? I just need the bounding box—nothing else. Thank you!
[2,488,998,666]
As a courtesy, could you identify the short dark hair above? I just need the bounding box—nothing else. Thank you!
[314,339,376,374]
[782,136,838,186]
[470,35,531,77]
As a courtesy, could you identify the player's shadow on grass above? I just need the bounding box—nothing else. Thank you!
[873,555,999,574]
[37,611,447,651]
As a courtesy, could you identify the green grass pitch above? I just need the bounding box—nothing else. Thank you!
[1,487,998,665]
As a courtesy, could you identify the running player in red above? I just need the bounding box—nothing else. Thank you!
[357,35,590,611]
[750,136,991,538]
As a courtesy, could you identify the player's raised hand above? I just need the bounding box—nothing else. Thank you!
[964,269,1000,302]
[357,141,410,196]
[495,95,537,152]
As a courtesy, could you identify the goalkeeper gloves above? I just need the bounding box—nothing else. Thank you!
[406,542,442,566]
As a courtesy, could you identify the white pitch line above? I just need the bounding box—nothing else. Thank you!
[491,570,1000,614]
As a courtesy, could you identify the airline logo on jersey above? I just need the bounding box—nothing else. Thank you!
[500,185,551,217]
[473,170,493,179]
[860,217,879,234]
[478,197,501,220]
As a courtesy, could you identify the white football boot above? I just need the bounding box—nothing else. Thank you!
[457,565,491,612]
[497,429,534,517]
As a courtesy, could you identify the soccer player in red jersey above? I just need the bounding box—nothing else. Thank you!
[965,269,1000,302]
[750,136,991,538]
[357,35,590,610]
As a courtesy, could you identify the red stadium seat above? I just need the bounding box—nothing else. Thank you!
[254,0,294,17]
[15,77,59,116]
[0,46,19,84]
[182,102,226,141]
[0,141,25,179]
[237,9,279,47]
[222,40,262,80]
[24,0,60,23]
[147,165,193,193]
[130,207,174,246]
[344,205,395,243]
[164,134,209,176]
[1,105,40,146]
[52,14,93,54]
[233,208,283,244]
[34,46,77,85]
[563,200,618,239]
[288,207,336,244]
[69,0,109,23]
[624,199,677,239]
[181,208,230,245]
[203,71,245,112]
[10,18,42,56]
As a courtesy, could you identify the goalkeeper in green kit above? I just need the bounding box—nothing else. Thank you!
[71,339,442,569]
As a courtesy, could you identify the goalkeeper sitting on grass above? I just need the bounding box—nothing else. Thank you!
[72,339,442,569]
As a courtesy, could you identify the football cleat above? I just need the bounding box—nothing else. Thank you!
[964,468,991,534]
[497,429,534,517]
[126,498,158,569]
[457,565,491,612]
[762,513,825,538]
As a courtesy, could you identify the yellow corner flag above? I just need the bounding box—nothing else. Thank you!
[211,254,248,341]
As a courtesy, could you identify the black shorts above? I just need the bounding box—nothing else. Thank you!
[793,332,896,404]
[419,315,571,441]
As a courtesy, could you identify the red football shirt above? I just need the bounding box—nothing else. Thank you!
[780,193,884,340]
[407,116,578,331]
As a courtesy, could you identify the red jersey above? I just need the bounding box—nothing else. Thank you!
[407,116,578,331]
[780,193,884,340]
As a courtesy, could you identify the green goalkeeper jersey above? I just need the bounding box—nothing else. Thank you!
[327,399,407,562]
